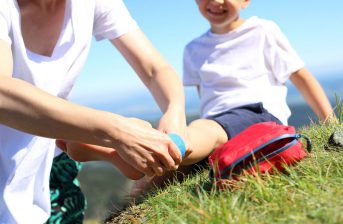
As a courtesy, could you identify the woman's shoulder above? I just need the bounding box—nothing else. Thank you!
[0,0,14,36]
[0,0,13,16]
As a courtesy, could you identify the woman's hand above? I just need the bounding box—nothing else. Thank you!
[108,116,182,177]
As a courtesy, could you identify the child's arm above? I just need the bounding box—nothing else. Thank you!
[290,68,334,122]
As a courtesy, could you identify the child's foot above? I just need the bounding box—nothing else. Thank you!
[129,164,201,200]
[56,140,144,180]
[129,175,155,202]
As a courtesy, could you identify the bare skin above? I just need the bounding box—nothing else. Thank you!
[1,0,188,177]
[290,68,334,122]
[59,118,228,180]
[19,0,66,57]
[196,0,250,34]
[56,140,144,180]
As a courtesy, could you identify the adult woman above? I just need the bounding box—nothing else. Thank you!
[0,0,186,223]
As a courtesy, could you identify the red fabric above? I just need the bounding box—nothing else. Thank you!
[208,122,307,183]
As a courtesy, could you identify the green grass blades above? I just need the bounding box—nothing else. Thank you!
[107,122,343,224]
[335,93,343,124]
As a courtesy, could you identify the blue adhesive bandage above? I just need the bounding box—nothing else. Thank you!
[168,133,186,158]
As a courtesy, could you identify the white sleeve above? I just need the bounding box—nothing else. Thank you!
[93,0,139,41]
[0,5,12,45]
[183,45,201,86]
[263,21,304,84]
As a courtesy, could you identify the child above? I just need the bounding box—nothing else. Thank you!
[182,0,333,128]
[131,0,335,196]
[60,0,334,194]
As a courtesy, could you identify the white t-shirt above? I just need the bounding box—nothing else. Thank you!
[0,0,138,223]
[183,17,304,125]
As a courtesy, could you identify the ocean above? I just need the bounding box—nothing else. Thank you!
[84,72,343,128]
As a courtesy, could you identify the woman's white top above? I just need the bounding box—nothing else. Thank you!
[183,17,304,125]
[0,0,138,223]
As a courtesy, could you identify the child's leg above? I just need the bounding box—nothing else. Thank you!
[131,118,228,197]
[56,140,144,180]
[182,118,228,165]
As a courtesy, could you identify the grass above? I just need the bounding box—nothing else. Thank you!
[335,94,343,124]
[84,220,100,224]
[106,121,343,224]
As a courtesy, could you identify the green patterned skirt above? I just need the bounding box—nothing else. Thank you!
[46,153,87,224]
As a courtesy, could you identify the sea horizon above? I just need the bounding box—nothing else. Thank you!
[72,71,343,128]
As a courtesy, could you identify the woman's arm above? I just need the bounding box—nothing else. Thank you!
[0,39,179,176]
[290,68,334,122]
[111,29,187,146]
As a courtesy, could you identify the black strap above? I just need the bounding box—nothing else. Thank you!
[299,134,312,152]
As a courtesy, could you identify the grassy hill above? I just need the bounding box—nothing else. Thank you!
[106,121,343,224]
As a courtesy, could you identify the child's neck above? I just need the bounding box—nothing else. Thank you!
[211,18,246,34]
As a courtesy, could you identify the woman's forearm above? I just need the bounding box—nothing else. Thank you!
[0,75,182,174]
[0,75,120,146]
[110,30,186,115]
[149,65,185,113]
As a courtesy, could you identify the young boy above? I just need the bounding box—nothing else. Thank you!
[181,0,335,138]
[60,0,334,191]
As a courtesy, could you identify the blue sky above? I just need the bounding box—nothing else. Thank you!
[70,0,343,118]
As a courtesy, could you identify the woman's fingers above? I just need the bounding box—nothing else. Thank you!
[115,139,174,176]
[129,154,156,177]
[151,140,179,171]
[106,116,184,176]
[167,140,182,167]
[147,155,165,176]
